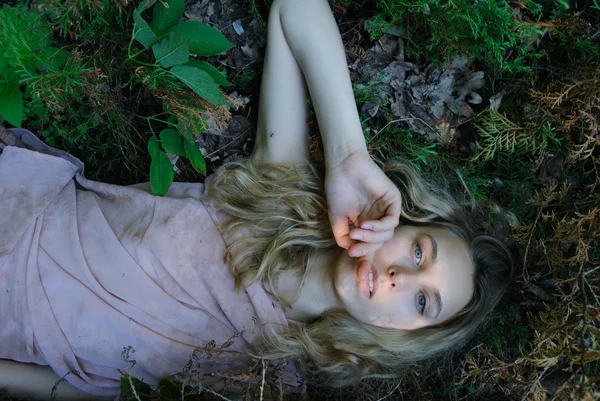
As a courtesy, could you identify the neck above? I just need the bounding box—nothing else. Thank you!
[276,249,343,322]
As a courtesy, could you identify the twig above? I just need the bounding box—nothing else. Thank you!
[50,370,81,401]
[520,365,550,401]
[128,375,143,401]
[204,128,251,159]
[260,358,267,401]
[583,265,600,276]
[377,381,402,401]
[278,372,283,401]
[522,210,541,283]
[180,377,187,401]
[579,260,589,369]
[583,275,600,307]
[367,117,435,145]
[202,387,234,401]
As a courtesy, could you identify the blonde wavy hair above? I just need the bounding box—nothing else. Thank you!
[208,159,516,387]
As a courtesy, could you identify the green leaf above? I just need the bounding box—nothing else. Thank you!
[120,377,130,396]
[51,48,70,69]
[1,67,23,82]
[133,9,158,49]
[0,8,52,67]
[38,47,70,72]
[152,32,189,68]
[169,65,225,105]
[152,0,185,31]
[148,136,174,196]
[0,58,19,81]
[136,0,158,13]
[159,128,186,156]
[0,57,7,73]
[0,82,23,127]
[157,378,181,399]
[186,59,231,87]
[120,375,153,400]
[184,137,206,174]
[169,21,234,56]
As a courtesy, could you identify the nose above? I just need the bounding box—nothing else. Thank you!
[384,265,419,291]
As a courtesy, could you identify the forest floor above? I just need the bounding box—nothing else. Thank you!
[1,0,599,400]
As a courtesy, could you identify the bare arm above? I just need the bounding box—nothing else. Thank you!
[0,360,112,401]
[252,0,368,166]
[277,0,368,166]
[252,0,310,165]
[274,0,402,254]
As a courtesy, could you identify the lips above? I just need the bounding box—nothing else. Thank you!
[357,262,379,300]
[369,265,379,299]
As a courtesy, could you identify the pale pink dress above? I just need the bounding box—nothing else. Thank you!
[0,129,304,397]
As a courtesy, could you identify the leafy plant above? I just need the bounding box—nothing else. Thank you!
[0,1,235,195]
[35,0,128,41]
[473,111,557,161]
[129,0,234,195]
[0,7,72,127]
[364,0,547,73]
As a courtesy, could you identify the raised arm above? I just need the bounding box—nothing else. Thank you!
[274,0,402,258]
[277,0,365,165]
[251,0,367,166]
[251,0,310,165]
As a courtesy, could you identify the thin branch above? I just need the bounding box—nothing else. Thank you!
[520,365,550,401]
[367,117,435,145]
[377,381,402,401]
[128,375,143,401]
[204,128,251,159]
[260,358,267,401]
[522,209,541,283]
[583,275,600,307]
[584,265,600,276]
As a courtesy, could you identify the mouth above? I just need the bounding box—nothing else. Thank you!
[368,265,379,299]
[356,260,379,300]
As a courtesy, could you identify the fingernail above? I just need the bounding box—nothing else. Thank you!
[351,234,363,241]
[362,224,373,230]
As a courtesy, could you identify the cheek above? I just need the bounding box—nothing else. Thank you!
[372,292,420,329]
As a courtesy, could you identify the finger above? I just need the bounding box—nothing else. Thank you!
[349,228,394,244]
[360,194,401,231]
[361,198,401,230]
[348,241,384,258]
[361,214,400,232]
[330,215,353,249]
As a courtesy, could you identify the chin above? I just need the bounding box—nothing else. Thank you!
[332,252,359,309]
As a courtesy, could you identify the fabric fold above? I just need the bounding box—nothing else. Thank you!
[0,129,303,396]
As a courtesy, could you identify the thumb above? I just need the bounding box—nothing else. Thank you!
[330,214,353,249]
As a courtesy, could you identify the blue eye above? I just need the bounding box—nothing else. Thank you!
[414,243,423,263]
[417,292,427,314]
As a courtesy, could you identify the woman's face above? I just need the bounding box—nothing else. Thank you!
[333,225,475,330]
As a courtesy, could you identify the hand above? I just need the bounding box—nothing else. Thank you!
[325,150,402,261]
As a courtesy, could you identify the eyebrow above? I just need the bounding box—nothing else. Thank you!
[424,233,438,261]
[433,289,442,318]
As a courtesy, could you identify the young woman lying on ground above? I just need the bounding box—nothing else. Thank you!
[0,0,516,399]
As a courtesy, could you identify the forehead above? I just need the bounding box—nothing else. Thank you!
[426,227,474,321]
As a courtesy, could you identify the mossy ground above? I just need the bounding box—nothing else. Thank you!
[1,0,599,400]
